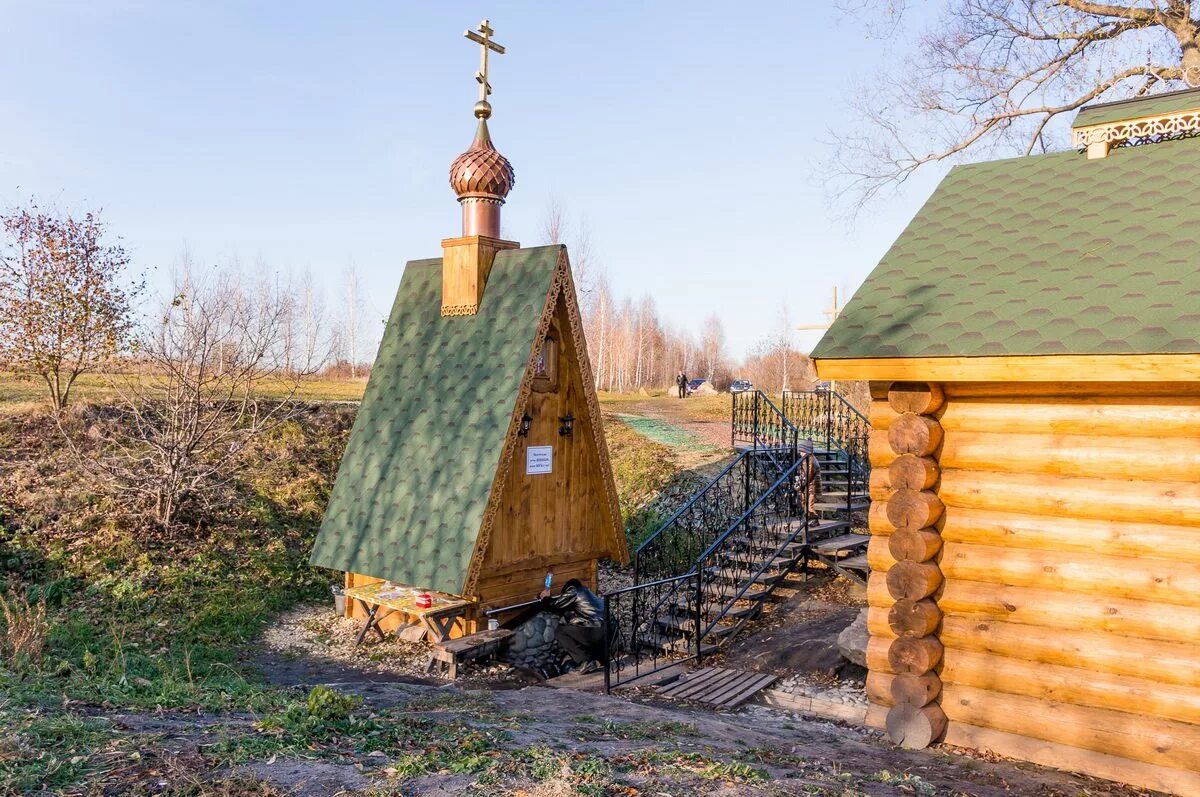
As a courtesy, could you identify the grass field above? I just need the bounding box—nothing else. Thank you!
[0,372,370,407]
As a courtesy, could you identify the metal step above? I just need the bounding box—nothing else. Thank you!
[672,598,760,622]
[641,633,719,657]
[813,499,870,512]
[703,582,769,602]
[758,518,851,540]
[719,548,801,568]
[838,553,870,571]
[704,567,785,587]
[655,613,738,638]
[811,533,871,554]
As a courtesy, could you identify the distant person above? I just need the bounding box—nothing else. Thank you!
[677,371,687,399]
[539,578,607,674]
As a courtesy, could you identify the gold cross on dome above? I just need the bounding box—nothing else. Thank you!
[465,19,505,103]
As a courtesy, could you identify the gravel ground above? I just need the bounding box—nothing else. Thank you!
[256,603,536,688]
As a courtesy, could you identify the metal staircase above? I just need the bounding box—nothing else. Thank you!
[603,389,870,691]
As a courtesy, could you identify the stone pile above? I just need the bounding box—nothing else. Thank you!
[502,611,565,676]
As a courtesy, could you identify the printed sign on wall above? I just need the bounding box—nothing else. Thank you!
[526,445,553,475]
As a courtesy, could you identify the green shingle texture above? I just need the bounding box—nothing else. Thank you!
[813,137,1200,360]
[1073,87,1200,128]
[310,245,561,594]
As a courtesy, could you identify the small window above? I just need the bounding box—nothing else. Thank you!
[532,335,558,392]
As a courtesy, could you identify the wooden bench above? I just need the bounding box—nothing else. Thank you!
[426,628,514,679]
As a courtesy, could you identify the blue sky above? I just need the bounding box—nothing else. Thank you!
[0,1,945,359]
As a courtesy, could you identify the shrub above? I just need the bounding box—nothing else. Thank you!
[0,590,48,670]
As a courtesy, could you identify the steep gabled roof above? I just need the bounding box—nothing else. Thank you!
[813,136,1200,361]
[310,246,562,594]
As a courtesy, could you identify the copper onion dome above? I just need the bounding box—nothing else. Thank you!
[449,115,515,202]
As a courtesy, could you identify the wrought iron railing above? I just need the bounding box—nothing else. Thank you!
[604,453,814,690]
[732,390,799,453]
[781,388,871,500]
[695,452,813,634]
[633,448,791,584]
[603,572,699,691]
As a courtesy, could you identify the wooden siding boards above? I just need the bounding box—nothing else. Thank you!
[864,383,1200,793]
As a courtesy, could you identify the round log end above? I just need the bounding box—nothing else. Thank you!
[887,454,940,491]
[887,382,945,416]
[885,560,944,602]
[887,634,944,675]
[890,672,943,707]
[885,489,945,532]
[888,597,942,637]
[886,702,947,749]
[888,528,943,563]
[887,413,944,457]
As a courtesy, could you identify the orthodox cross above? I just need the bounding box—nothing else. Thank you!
[465,19,506,103]
[797,285,844,332]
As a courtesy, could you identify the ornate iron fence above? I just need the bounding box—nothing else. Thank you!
[604,453,813,690]
[732,390,799,453]
[782,388,871,500]
[603,572,699,691]
[695,452,814,636]
[633,449,788,584]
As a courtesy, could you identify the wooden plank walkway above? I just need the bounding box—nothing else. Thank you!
[657,666,776,709]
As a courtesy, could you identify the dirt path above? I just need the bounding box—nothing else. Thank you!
[609,396,734,470]
[107,672,1151,797]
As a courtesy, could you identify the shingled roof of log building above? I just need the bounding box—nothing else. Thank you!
[813,89,1200,360]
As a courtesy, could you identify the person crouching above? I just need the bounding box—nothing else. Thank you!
[539,578,606,675]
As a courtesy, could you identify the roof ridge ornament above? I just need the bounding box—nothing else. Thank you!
[1073,106,1200,159]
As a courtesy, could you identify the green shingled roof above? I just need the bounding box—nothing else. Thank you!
[1073,87,1200,127]
[310,246,561,594]
[813,136,1200,360]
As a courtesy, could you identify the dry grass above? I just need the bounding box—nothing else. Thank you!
[0,372,367,407]
[0,592,48,669]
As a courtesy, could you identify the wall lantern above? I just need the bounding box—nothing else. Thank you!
[558,412,575,437]
[519,413,533,437]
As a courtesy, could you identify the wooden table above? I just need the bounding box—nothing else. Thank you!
[344,582,473,645]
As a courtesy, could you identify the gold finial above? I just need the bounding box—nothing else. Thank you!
[464,19,506,120]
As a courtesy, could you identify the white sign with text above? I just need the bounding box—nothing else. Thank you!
[526,445,553,475]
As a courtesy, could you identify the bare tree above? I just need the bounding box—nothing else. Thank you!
[832,1,1200,209]
[92,259,318,527]
[0,204,141,409]
[540,198,599,303]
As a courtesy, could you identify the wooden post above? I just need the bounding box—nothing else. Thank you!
[883,381,948,749]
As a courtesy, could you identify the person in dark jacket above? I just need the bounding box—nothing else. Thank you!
[539,578,606,674]
[676,371,688,398]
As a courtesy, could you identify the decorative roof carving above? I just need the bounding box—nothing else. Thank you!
[1072,107,1200,149]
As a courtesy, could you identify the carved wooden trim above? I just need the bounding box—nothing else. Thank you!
[1072,108,1200,149]
[462,257,565,596]
[559,249,628,567]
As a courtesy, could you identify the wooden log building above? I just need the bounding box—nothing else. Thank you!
[309,21,626,636]
[813,88,1200,794]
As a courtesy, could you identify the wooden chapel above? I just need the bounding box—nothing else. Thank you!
[309,20,626,636]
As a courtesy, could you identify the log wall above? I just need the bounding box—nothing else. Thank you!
[866,380,1200,795]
